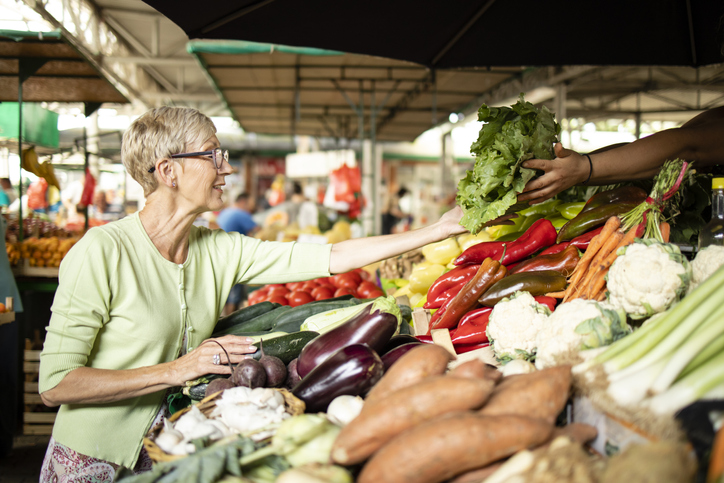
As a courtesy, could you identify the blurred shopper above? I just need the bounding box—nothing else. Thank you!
[216,193,259,314]
[288,182,319,230]
[0,178,16,207]
[382,186,409,235]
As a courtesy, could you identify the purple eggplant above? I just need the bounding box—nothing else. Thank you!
[381,334,420,355]
[292,344,384,413]
[381,341,423,370]
[297,296,400,378]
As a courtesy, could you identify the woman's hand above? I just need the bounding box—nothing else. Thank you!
[518,143,589,204]
[435,205,467,238]
[167,335,258,385]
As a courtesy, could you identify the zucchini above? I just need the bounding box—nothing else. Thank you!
[212,306,292,337]
[213,301,280,333]
[185,382,210,400]
[300,301,373,334]
[272,300,359,333]
[249,331,320,365]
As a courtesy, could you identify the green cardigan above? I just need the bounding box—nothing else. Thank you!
[39,212,332,468]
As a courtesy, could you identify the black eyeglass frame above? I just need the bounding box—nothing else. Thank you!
[148,148,229,173]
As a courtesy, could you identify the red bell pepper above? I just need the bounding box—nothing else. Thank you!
[423,283,464,309]
[533,295,557,311]
[538,242,571,256]
[431,259,506,332]
[454,219,558,266]
[414,335,490,355]
[569,226,604,250]
[424,264,480,308]
[450,307,492,345]
[508,244,581,277]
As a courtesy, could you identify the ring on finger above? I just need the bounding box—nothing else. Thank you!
[213,353,221,365]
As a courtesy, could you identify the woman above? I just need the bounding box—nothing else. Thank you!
[38,107,466,480]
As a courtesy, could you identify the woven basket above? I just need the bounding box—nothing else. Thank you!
[143,388,305,463]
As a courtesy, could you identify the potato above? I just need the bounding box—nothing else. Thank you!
[332,376,495,465]
[365,344,453,403]
[357,413,553,483]
[447,359,502,383]
[479,365,571,424]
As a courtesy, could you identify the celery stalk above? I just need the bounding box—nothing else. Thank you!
[603,265,724,375]
[677,330,724,380]
[649,303,724,395]
[646,349,724,415]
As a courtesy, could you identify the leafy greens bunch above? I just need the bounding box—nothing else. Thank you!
[457,95,560,234]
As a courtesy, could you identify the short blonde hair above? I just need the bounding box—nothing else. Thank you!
[121,107,217,196]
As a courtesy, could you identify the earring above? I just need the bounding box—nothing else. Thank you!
[172,181,176,188]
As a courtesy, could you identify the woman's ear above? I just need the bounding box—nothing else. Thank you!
[155,158,176,188]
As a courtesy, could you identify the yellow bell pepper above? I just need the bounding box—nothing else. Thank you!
[422,238,462,265]
[408,263,446,294]
[392,284,412,298]
[409,292,424,308]
[413,294,427,309]
[457,231,493,252]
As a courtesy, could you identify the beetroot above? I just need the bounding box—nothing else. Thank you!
[259,339,287,387]
[284,358,302,390]
[205,377,235,397]
[232,359,267,388]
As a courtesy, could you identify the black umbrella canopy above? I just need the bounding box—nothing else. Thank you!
[144,0,724,68]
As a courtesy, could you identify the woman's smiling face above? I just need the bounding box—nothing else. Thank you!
[174,134,232,212]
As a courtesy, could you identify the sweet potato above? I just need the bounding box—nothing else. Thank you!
[332,376,495,465]
[357,413,553,483]
[448,463,503,483]
[479,365,571,424]
[448,359,502,383]
[364,344,453,403]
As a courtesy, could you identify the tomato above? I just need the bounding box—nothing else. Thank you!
[301,281,320,292]
[356,281,381,298]
[354,268,372,282]
[364,289,385,299]
[286,282,304,291]
[314,277,332,285]
[332,272,359,290]
[311,286,334,300]
[267,285,291,297]
[267,295,289,306]
[334,287,356,298]
[288,290,315,307]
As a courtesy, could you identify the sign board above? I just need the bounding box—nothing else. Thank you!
[286,149,356,178]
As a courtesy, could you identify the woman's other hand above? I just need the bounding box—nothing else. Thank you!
[518,143,589,204]
[169,335,258,385]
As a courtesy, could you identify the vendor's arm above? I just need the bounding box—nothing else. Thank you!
[329,205,466,273]
[518,107,724,204]
[40,335,256,407]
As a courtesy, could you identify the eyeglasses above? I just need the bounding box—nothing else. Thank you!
[148,148,229,173]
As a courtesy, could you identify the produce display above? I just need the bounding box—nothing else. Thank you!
[124,100,722,483]
[4,214,80,268]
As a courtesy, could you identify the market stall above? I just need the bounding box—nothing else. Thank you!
[118,98,723,483]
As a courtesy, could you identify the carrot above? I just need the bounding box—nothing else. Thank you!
[564,216,621,302]
[332,376,495,465]
[584,227,639,298]
[545,290,566,299]
[357,414,553,483]
[571,229,624,300]
[479,365,572,424]
[364,344,453,403]
[708,426,724,483]
[660,221,670,243]
[448,358,502,383]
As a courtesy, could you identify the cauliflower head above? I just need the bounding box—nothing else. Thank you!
[689,245,724,294]
[606,240,691,319]
[486,291,551,363]
[535,299,629,369]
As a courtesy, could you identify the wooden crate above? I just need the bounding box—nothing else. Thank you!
[23,349,57,435]
[0,297,15,327]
